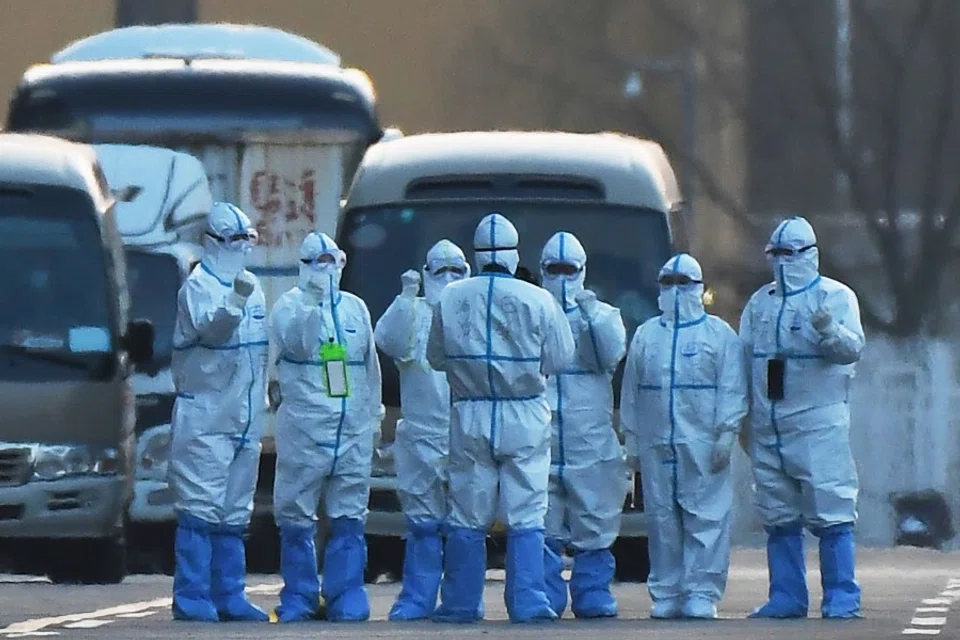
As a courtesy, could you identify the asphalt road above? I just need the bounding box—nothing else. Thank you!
[0,547,958,639]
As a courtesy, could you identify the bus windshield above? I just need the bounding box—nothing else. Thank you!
[339,200,673,407]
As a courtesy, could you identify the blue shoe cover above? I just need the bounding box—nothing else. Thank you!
[570,548,617,618]
[275,523,320,622]
[504,528,558,623]
[172,513,219,622]
[322,517,370,621]
[749,523,809,619]
[817,523,863,619]
[389,519,443,621]
[432,526,486,623]
[210,525,268,621]
[543,537,568,617]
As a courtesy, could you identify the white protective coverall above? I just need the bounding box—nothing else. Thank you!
[269,232,384,623]
[169,201,269,622]
[620,253,747,620]
[740,216,864,620]
[426,213,575,624]
[538,231,628,619]
[374,239,470,621]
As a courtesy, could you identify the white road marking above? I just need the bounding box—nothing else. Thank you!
[0,582,285,636]
[62,620,114,629]
[910,617,947,626]
[903,577,960,637]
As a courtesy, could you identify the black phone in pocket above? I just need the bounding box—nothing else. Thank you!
[767,357,785,400]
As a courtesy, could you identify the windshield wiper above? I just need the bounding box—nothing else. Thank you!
[0,344,96,369]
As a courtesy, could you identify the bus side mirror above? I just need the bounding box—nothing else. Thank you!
[124,319,155,364]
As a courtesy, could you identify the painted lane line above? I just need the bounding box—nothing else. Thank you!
[902,577,960,637]
[0,582,283,636]
[62,620,114,629]
[0,598,170,635]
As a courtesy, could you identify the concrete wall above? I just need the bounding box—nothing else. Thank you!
[731,334,960,550]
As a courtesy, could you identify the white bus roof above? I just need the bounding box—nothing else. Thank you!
[345,130,682,212]
[51,23,341,66]
[0,134,107,201]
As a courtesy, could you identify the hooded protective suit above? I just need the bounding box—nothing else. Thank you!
[426,213,576,623]
[169,202,269,622]
[620,253,747,620]
[740,217,864,619]
[269,232,384,623]
[374,239,470,621]
[538,232,627,619]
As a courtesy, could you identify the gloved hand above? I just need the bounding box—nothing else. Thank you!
[626,454,641,473]
[233,271,256,298]
[811,307,834,333]
[400,269,421,299]
[575,289,599,319]
[710,431,737,473]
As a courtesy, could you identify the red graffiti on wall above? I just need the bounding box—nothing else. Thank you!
[248,169,317,248]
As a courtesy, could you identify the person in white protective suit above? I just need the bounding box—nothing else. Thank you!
[741,216,864,619]
[373,239,471,621]
[269,232,384,623]
[538,231,628,619]
[168,201,269,622]
[426,213,575,624]
[620,253,747,620]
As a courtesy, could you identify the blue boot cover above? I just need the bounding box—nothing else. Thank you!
[210,525,269,621]
[817,523,862,619]
[275,523,320,622]
[749,523,809,618]
[321,517,370,621]
[570,548,618,618]
[543,537,568,617]
[504,528,558,623]
[432,526,486,623]
[172,513,219,622]
[389,519,444,620]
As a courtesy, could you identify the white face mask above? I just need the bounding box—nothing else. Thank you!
[298,263,341,299]
[542,274,583,311]
[769,254,819,295]
[206,240,250,281]
[658,284,704,323]
[424,271,463,305]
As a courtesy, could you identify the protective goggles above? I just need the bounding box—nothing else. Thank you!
[207,229,258,245]
[658,273,702,286]
[300,253,338,266]
[765,243,816,258]
[541,261,582,277]
[425,258,467,277]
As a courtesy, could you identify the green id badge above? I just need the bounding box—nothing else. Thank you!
[320,339,350,398]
